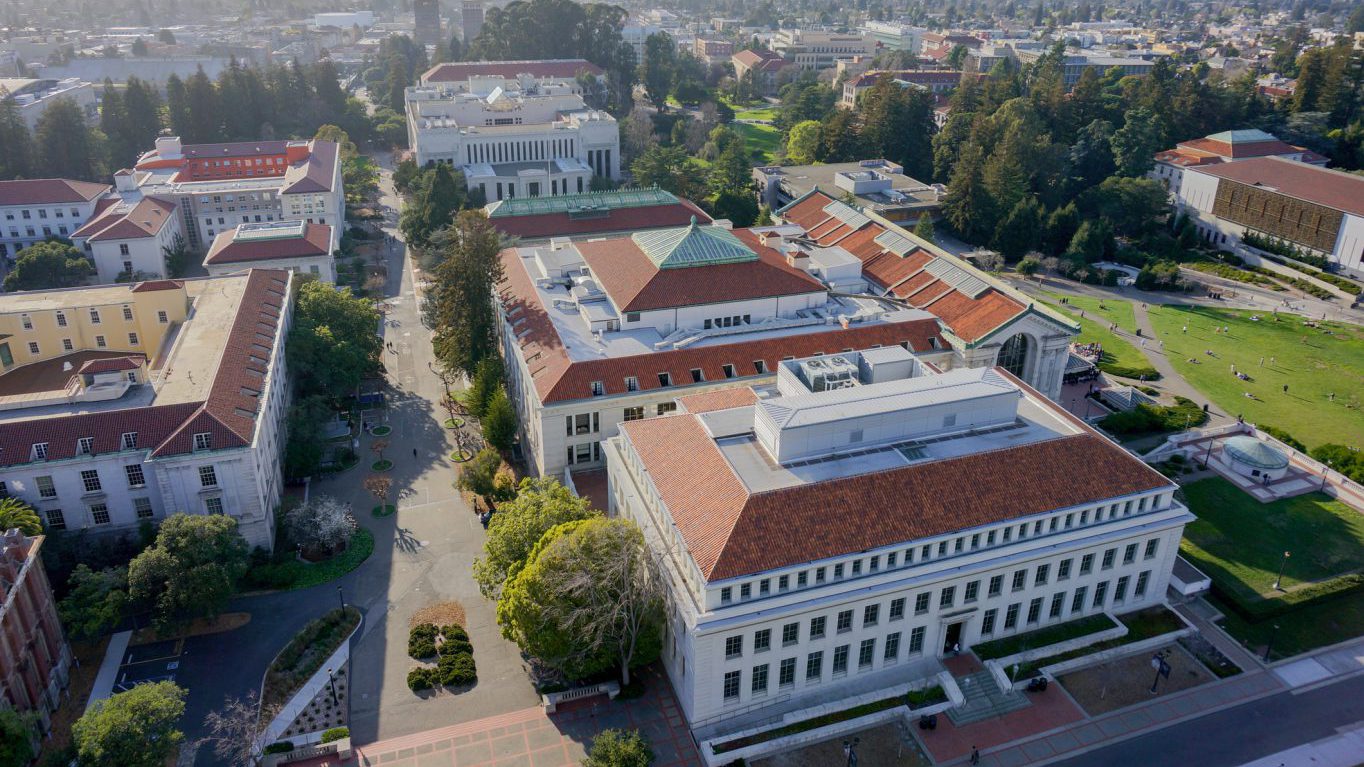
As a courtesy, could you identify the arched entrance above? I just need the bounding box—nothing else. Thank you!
[998,334,1030,378]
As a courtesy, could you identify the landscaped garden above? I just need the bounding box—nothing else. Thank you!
[1145,304,1364,449]
[1007,607,1186,679]
[1038,294,1158,380]
[1058,642,1213,716]
[263,606,362,709]
[973,613,1118,661]
[711,684,945,754]
[1180,477,1364,658]
[405,617,477,693]
[732,120,782,165]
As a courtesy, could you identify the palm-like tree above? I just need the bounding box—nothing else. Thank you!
[0,497,43,535]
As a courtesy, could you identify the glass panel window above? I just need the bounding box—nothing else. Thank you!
[832,645,849,674]
[1050,592,1065,618]
[45,508,66,530]
[858,639,875,669]
[1102,549,1116,570]
[779,658,796,686]
[915,593,930,615]
[988,575,1003,597]
[80,469,101,493]
[623,406,644,422]
[205,497,224,515]
[1027,597,1043,624]
[1080,553,1095,574]
[1145,539,1159,560]
[782,623,798,646]
[1115,576,1130,603]
[1136,571,1151,597]
[837,610,853,633]
[723,670,740,700]
[134,497,154,519]
[863,604,879,627]
[1093,581,1108,608]
[805,651,823,680]
[1058,559,1072,580]
[125,464,146,488]
[939,587,955,608]
[964,580,980,602]
[982,609,998,635]
[199,465,218,487]
[752,664,768,694]
[1124,543,1138,565]
[909,627,925,655]
[725,635,743,659]
[754,629,771,653]
[36,476,57,498]
[1035,564,1050,586]
[889,597,905,620]
[90,503,110,525]
[1072,587,1087,614]
[1004,603,1020,630]
[809,616,826,639]
[885,632,901,660]
[721,587,732,604]
[1012,570,1027,591]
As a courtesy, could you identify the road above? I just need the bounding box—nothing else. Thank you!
[1046,672,1364,767]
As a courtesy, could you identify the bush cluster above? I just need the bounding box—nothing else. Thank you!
[1100,396,1206,435]
[320,727,350,744]
[406,623,476,691]
[408,623,439,660]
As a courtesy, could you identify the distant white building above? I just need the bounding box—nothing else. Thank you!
[771,29,876,70]
[313,11,375,29]
[0,179,110,263]
[861,21,927,52]
[203,221,335,282]
[1150,128,1327,196]
[608,349,1190,728]
[0,77,97,130]
[406,61,620,199]
[71,195,185,283]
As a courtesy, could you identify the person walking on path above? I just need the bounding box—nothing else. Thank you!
[971,746,981,765]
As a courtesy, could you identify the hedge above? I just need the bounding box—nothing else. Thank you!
[321,727,350,744]
[408,623,439,660]
[438,652,477,686]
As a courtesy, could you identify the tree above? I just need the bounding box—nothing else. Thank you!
[72,681,186,767]
[58,565,129,640]
[287,280,382,400]
[709,191,759,227]
[458,447,516,501]
[993,197,1043,260]
[3,240,94,292]
[0,497,41,535]
[159,233,190,278]
[1064,219,1113,263]
[157,28,177,45]
[706,139,750,196]
[0,709,34,767]
[465,356,504,419]
[473,477,596,599]
[393,158,422,196]
[482,389,517,451]
[201,692,270,767]
[639,33,677,110]
[131,38,149,56]
[429,211,505,376]
[858,76,935,180]
[583,729,654,767]
[785,119,821,164]
[34,98,104,181]
[127,514,249,632]
[183,67,223,143]
[283,496,356,554]
[630,145,701,199]
[942,143,992,243]
[0,96,33,180]
[913,213,936,243]
[371,438,390,465]
[283,395,331,479]
[400,163,467,250]
[497,517,663,685]
[1111,107,1164,177]
[364,475,394,513]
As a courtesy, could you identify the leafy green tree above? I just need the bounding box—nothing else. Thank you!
[157,29,176,45]
[72,681,185,767]
[706,140,751,196]
[1081,177,1170,239]
[481,389,517,452]
[34,98,105,181]
[0,709,34,767]
[121,77,165,162]
[473,477,596,599]
[753,205,773,226]
[992,197,1043,260]
[1043,202,1080,254]
[858,77,935,180]
[942,143,992,243]
[912,213,935,243]
[709,191,758,227]
[820,107,865,163]
[393,158,422,196]
[583,729,654,767]
[1111,107,1163,177]
[165,73,190,138]
[0,497,41,535]
[0,96,33,180]
[785,119,821,165]
[161,233,190,278]
[630,145,701,199]
[465,356,505,419]
[1063,219,1113,263]
[400,164,467,250]
[58,565,129,640]
[283,395,333,479]
[287,281,382,400]
[128,514,249,632]
[383,56,412,114]
[131,37,148,56]
[458,447,515,501]
[429,211,504,376]
[497,517,663,685]
[3,241,94,291]
[639,33,676,110]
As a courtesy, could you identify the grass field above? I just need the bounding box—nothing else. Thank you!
[733,121,782,165]
[1213,589,1364,659]
[1043,292,1138,334]
[1145,304,1364,449]
[735,106,779,121]
[1180,478,1364,596]
[1039,294,1157,379]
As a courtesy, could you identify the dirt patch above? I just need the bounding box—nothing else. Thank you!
[1058,642,1215,716]
[36,636,109,763]
[131,612,251,645]
[753,720,932,767]
[411,601,467,629]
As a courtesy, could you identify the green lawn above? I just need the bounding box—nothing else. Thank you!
[735,106,778,121]
[1180,478,1364,596]
[1038,295,1158,379]
[733,121,782,165]
[1145,304,1364,449]
[1043,292,1138,334]
[1213,590,1364,660]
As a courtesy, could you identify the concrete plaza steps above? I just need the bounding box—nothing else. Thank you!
[945,670,1031,725]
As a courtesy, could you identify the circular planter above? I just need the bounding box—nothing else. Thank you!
[450,449,473,463]
[371,425,392,437]
[372,504,396,518]
[444,417,466,429]
[371,459,393,472]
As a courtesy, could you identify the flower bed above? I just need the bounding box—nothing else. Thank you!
[711,692,921,754]
[371,459,393,472]
[263,607,362,709]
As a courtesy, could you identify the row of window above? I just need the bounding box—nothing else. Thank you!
[197,192,276,204]
[5,224,70,240]
[718,503,1165,606]
[27,432,213,465]
[42,495,224,531]
[27,335,143,357]
[16,305,157,331]
[4,206,83,220]
[722,627,927,701]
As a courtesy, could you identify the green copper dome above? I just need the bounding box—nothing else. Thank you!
[631,218,757,270]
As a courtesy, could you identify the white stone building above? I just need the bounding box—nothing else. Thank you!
[771,29,876,71]
[0,179,110,263]
[71,195,186,283]
[405,66,619,199]
[203,221,335,282]
[1150,129,1327,197]
[0,271,294,550]
[606,349,1190,728]
[0,77,98,131]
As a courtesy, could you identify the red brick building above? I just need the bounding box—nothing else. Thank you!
[0,529,71,737]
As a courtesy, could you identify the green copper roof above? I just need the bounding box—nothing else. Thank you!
[1223,435,1289,470]
[631,218,758,269]
[1204,129,1277,145]
[485,187,681,218]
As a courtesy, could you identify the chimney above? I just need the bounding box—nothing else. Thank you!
[155,135,182,158]
[114,169,138,193]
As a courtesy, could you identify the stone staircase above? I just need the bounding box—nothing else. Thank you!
[945,669,1031,726]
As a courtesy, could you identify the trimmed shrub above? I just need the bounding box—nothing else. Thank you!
[438,651,477,686]
[1261,425,1306,452]
[440,623,469,643]
[263,742,295,755]
[584,728,654,767]
[407,667,436,691]
[441,637,473,657]
[320,727,350,744]
[408,623,439,660]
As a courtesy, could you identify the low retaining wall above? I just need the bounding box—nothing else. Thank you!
[983,617,1128,691]
[261,737,352,767]
[1040,625,1194,679]
[260,614,363,747]
[541,680,620,712]
[699,671,957,767]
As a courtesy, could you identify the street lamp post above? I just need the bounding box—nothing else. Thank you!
[1322,460,1333,490]
[1263,624,1281,662]
[337,585,346,613]
[1272,551,1291,591]
[842,737,860,767]
[326,667,339,706]
[1148,651,1168,694]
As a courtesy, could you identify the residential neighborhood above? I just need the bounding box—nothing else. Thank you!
[2,1,1364,767]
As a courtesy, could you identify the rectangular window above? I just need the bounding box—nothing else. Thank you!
[690,368,704,383]
[779,658,796,686]
[1058,559,1072,580]
[89,309,101,324]
[77,437,94,455]
[851,559,862,576]
[723,670,740,700]
[805,651,823,680]
[1145,539,1159,560]
[36,476,56,498]
[27,341,39,355]
[157,310,168,323]
[199,465,218,487]
[887,552,897,568]
[909,626,925,655]
[754,360,767,374]
[1093,581,1108,608]
[125,464,146,488]
[858,639,875,669]
[740,584,751,600]
[56,311,67,327]
[885,632,900,661]
[720,587,732,604]
[1080,553,1095,575]
[725,635,743,659]
[722,363,736,379]
[759,579,770,596]
[122,306,133,321]
[128,333,139,346]
[832,645,849,674]
[981,609,997,635]
[1027,597,1043,624]
[1124,543,1138,565]
[656,402,677,415]
[778,575,789,591]
[590,381,605,396]
[837,610,853,633]
[797,571,807,588]
[194,432,212,451]
[134,497,154,519]
[1004,603,1020,630]
[889,597,905,620]
[965,580,980,602]
[752,664,768,694]
[1050,592,1065,618]
[623,406,644,422]
[1072,587,1087,614]
[1035,564,1050,586]
[915,593,930,615]
[782,622,798,646]
[624,376,639,392]
[939,587,955,608]
[863,604,879,627]
[80,469,101,493]
[205,497,224,515]
[1115,576,1130,603]
[815,567,826,583]
[121,432,138,450]
[988,575,1003,597]
[810,616,826,639]
[45,508,66,530]
[90,503,110,525]
[834,563,844,579]
[1012,570,1027,591]
[658,372,672,387]
[1136,571,1151,597]
[1102,549,1116,570]
[754,629,771,653]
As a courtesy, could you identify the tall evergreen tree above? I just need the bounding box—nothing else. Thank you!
[0,96,32,179]
[183,67,222,142]
[942,143,992,242]
[165,74,190,138]
[430,211,506,376]
[35,98,104,181]
[100,80,134,169]
[121,77,165,159]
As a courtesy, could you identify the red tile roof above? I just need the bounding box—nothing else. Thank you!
[576,229,825,313]
[204,223,332,265]
[621,415,1173,581]
[0,179,109,206]
[498,247,945,405]
[130,279,184,293]
[779,191,1028,343]
[77,355,144,374]
[732,49,788,71]
[489,199,710,240]
[280,140,339,195]
[70,196,177,241]
[677,386,760,414]
[0,402,204,468]
[422,59,604,83]
[1190,156,1364,218]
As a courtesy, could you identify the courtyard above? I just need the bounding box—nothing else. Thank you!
[752,720,932,767]
[1058,642,1215,717]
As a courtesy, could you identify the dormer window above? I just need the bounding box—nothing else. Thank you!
[721,364,736,379]
[121,432,138,450]
[590,381,605,396]
[77,437,94,455]
[753,360,767,374]
[690,368,704,383]
[193,432,212,451]
[658,372,672,387]
[624,376,639,392]
[31,442,49,461]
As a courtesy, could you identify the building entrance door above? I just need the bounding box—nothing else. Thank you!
[942,621,963,655]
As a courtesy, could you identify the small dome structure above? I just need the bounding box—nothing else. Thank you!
[1223,435,1290,480]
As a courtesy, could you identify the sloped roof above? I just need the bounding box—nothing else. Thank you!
[204,223,332,264]
[0,179,109,206]
[422,59,603,83]
[70,196,177,241]
[632,220,757,269]
[77,355,145,374]
[280,140,338,195]
[1190,156,1364,218]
